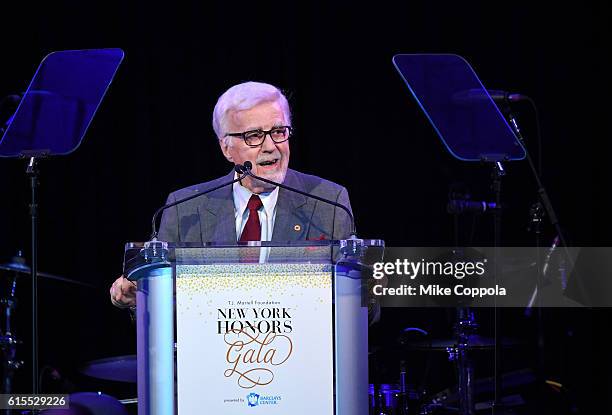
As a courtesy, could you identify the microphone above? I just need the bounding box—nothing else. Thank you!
[150,165,247,240]
[240,161,357,237]
[452,89,528,104]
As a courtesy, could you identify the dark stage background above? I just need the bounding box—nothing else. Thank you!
[1,0,610,412]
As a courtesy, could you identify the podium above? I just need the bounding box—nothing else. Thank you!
[124,239,383,415]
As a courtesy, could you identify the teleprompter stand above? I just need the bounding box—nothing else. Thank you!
[0,48,124,395]
[393,53,536,414]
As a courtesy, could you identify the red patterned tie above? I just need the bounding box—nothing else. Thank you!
[239,194,263,242]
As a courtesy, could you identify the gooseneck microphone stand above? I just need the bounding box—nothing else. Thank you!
[150,167,249,240]
[505,111,570,255]
[504,106,572,414]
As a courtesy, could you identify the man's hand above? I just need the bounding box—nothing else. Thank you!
[110,275,137,308]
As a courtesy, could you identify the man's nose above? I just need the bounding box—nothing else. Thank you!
[260,133,277,152]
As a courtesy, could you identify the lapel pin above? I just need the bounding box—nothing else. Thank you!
[293,224,302,232]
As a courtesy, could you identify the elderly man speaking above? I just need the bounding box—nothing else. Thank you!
[110,81,353,308]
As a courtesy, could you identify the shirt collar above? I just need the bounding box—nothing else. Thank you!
[232,173,279,218]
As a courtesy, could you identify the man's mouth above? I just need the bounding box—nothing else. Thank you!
[257,159,279,168]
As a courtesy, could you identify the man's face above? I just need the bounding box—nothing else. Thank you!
[220,100,290,193]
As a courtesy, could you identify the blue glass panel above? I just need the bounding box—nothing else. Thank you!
[0,48,124,157]
[393,54,525,161]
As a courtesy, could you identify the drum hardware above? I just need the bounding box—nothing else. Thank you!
[428,368,534,405]
[369,383,399,415]
[394,312,478,414]
[1,250,92,401]
[80,355,137,383]
[0,254,96,288]
[399,334,520,352]
[368,359,425,415]
[392,309,525,415]
[1,253,25,399]
[81,343,178,384]
[451,308,477,415]
[399,360,409,415]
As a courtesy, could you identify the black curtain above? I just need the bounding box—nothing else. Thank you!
[0,0,610,409]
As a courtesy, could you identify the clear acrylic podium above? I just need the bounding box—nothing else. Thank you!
[124,239,383,415]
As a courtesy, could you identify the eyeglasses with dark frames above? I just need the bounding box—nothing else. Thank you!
[224,126,293,147]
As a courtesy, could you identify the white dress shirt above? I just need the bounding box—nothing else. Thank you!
[233,177,279,241]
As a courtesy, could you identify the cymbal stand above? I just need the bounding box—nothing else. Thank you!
[447,307,478,415]
[1,267,24,414]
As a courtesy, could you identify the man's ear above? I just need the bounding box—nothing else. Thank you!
[219,137,234,162]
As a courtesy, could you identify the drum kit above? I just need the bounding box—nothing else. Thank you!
[1,253,137,411]
[369,308,530,415]
[0,252,95,397]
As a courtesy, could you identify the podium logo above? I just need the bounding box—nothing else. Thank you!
[217,307,293,335]
[247,393,260,407]
[224,329,293,388]
[246,393,282,407]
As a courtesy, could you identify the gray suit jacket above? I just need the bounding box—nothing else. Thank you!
[158,169,353,243]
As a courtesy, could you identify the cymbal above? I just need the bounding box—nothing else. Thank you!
[399,334,521,351]
[80,355,136,383]
[0,260,95,288]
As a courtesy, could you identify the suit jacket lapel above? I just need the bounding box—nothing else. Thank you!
[199,170,237,243]
[272,170,311,242]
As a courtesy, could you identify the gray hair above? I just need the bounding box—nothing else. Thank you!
[212,81,291,139]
